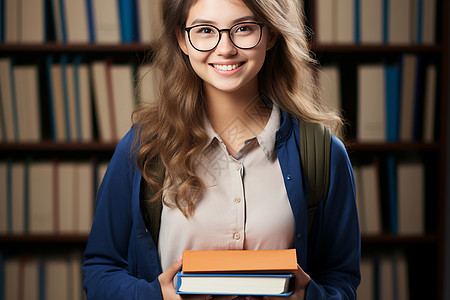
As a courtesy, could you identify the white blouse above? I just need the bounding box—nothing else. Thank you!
[158,103,295,272]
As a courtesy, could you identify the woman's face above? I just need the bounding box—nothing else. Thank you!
[178,0,276,96]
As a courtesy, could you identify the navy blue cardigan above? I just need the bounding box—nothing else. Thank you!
[82,111,361,299]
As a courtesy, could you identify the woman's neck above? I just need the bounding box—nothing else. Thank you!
[205,82,271,156]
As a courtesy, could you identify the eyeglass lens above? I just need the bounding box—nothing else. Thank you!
[188,22,262,51]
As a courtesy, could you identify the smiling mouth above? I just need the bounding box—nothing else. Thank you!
[211,62,244,71]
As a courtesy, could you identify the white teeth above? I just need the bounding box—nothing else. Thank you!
[213,63,241,71]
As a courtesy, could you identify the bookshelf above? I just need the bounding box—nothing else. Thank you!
[309,0,448,299]
[0,0,447,300]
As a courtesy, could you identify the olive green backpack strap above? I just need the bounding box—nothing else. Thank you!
[298,119,332,235]
[140,157,165,246]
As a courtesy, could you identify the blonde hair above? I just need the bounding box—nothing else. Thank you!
[133,0,343,216]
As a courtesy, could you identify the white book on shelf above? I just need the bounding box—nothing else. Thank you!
[357,257,374,300]
[318,65,341,111]
[397,162,424,235]
[0,162,7,234]
[78,64,94,142]
[357,64,386,142]
[91,0,121,43]
[399,54,418,142]
[23,256,40,300]
[0,58,17,142]
[394,251,409,300]
[360,0,383,44]
[336,0,354,43]
[110,64,135,140]
[58,162,77,233]
[13,65,41,142]
[423,64,437,143]
[359,163,382,235]
[138,64,159,106]
[44,256,70,300]
[77,162,94,234]
[50,64,68,142]
[21,0,45,43]
[137,0,162,43]
[388,0,412,44]
[4,256,20,300]
[29,162,55,234]
[63,0,90,43]
[11,162,25,235]
[379,254,395,300]
[421,0,436,44]
[5,0,19,43]
[91,61,114,142]
[315,0,334,43]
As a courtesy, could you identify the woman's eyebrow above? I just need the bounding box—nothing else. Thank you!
[189,16,257,26]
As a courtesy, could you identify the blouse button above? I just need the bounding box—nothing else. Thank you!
[234,197,241,203]
[233,233,241,240]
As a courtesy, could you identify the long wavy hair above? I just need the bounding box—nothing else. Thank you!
[133,0,343,217]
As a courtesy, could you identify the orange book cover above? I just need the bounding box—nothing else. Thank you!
[182,249,297,274]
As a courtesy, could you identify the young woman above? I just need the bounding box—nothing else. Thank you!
[82,0,360,299]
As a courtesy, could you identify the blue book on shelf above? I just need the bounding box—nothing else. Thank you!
[382,0,389,44]
[0,0,4,42]
[385,63,400,142]
[58,0,68,43]
[416,0,423,43]
[85,0,95,42]
[45,56,57,141]
[354,0,360,43]
[118,0,138,42]
[176,271,294,296]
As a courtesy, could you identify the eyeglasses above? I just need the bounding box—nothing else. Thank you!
[185,22,265,52]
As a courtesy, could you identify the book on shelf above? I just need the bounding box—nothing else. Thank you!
[314,0,436,45]
[0,159,99,236]
[89,0,121,43]
[0,58,18,142]
[137,0,162,43]
[0,251,85,300]
[4,0,46,43]
[176,249,297,296]
[358,251,409,300]
[61,0,90,43]
[423,64,437,142]
[357,64,386,142]
[318,65,341,112]
[399,54,419,142]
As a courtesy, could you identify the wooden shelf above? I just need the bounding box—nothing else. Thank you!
[311,43,443,53]
[0,43,154,53]
[0,141,117,152]
[0,234,89,244]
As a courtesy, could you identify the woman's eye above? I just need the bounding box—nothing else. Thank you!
[196,27,216,34]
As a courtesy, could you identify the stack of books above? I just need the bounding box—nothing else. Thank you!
[176,249,297,297]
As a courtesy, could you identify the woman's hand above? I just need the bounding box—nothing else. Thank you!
[158,256,245,300]
[244,264,311,300]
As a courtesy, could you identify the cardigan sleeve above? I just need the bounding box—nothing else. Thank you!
[82,129,163,300]
[305,135,361,300]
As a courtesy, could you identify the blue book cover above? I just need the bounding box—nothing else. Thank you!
[354,0,360,43]
[58,0,67,43]
[382,0,389,44]
[416,0,423,43]
[85,0,95,42]
[176,271,293,296]
[45,56,57,141]
[385,63,400,142]
[118,0,138,42]
[0,0,4,42]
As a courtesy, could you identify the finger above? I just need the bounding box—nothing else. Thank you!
[294,264,311,287]
[159,255,182,284]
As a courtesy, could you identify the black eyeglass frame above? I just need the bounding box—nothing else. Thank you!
[184,22,265,52]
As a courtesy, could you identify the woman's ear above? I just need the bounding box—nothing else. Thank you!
[176,27,189,55]
[266,30,278,51]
